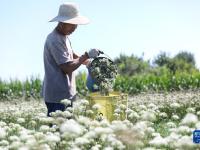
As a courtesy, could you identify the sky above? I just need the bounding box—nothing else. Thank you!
[0,0,200,81]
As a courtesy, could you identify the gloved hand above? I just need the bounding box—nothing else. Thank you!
[87,48,100,58]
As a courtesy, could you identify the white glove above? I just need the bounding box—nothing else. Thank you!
[87,48,100,58]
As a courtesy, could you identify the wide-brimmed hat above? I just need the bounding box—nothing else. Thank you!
[49,3,90,25]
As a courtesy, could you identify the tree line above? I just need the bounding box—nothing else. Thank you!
[114,51,198,76]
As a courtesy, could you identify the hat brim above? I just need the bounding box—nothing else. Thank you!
[49,15,90,25]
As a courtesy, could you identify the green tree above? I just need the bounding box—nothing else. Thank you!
[153,52,170,67]
[114,54,150,76]
[153,51,198,74]
[167,58,197,74]
[174,51,195,66]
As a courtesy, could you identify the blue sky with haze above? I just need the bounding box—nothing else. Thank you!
[0,0,200,80]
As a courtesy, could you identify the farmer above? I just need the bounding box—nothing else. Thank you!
[42,3,100,116]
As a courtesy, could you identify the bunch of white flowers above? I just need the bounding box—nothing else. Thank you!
[17,118,25,124]
[172,114,180,121]
[39,125,50,133]
[181,113,198,127]
[60,119,83,136]
[170,102,181,109]
[45,133,61,143]
[128,111,139,122]
[141,111,156,122]
[0,128,6,139]
[149,135,168,147]
[61,99,72,106]
[89,57,118,96]
[166,122,176,128]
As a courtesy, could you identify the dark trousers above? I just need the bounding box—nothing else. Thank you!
[45,102,68,117]
[45,96,76,117]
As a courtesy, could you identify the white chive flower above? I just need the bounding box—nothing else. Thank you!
[181,113,198,126]
[60,119,83,135]
[149,135,167,147]
[39,125,50,132]
[45,133,60,143]
[17,118,25,124]
[61,99,71,106]
[170,103,181,109]
[0,128,6,139]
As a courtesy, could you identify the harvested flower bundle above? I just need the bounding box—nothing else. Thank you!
[89,57,118,95]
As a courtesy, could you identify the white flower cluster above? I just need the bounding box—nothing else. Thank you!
[0,91,200,149]
[89,57,118,95]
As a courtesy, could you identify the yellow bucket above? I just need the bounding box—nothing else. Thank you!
[88,91,128,122]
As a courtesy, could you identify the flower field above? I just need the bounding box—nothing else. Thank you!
[0,91,200,150]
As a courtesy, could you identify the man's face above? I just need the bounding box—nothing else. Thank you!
[59,23,78,35]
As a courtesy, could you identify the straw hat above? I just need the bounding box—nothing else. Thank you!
[49,3,90,25]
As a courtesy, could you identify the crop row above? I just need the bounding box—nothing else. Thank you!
[1,72,200,100]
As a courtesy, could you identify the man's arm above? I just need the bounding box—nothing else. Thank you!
[73,52,90,65]
[59,53,89,75]
[60,49,100,74]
